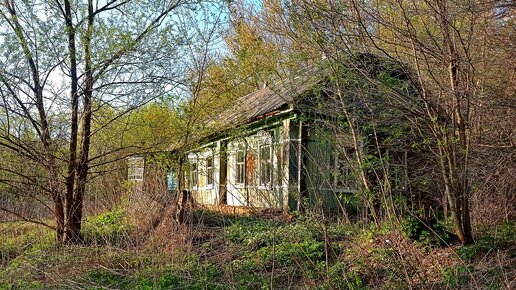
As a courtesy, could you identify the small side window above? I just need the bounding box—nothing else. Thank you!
[206,156,214,186]
[259,144,272,186]
[128,157,144,181]
[190,161,198,189]
[167,171,177,191]
[236,149,245,185]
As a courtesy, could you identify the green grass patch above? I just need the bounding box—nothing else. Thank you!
[82,210,136,246]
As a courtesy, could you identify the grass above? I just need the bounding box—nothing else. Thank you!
[0,210,514,289]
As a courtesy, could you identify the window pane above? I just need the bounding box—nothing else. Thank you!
[260,145,270,160]
[236,149,245,184]
[128,157,144,181]
[387,150,407,191]
[259,145,272,186]
[206,156,214,186]
[237,150,244,163]
[191,162,198,187]
[167,171,177,191]
[237,164,244,184]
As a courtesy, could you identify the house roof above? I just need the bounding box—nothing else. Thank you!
[206,66,324,130]
[199,53,412,145]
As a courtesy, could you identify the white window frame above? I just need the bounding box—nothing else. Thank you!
[128,167,144,181]
[187,153,199,190]
[128,156,144,181]
[258,143,273,187]
[253,130,274,189]
[228,139,247,189]
[166,171,177,192]
[235,148,246,186]
[205,154,214,188]
[191,160,198,189]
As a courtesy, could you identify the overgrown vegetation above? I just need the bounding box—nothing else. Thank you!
[0,0,514,289]
[1,210,514,289]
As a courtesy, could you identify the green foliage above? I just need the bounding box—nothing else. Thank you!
[442,265,474,288]
[79,254,224,290]
[221,216,361,288]
[85,270,133,289]
[2,215,513,289]
[457,236,496,262]
[337,193,360,219]
[97,103,184,154]
[0,222,53,266]
[326,222,355,241]
[0,222,54,289]
[225,217,318,247]
[400,215,450,247]
[491,222,515,242]
[83,268,185,290]
[82,210,135,246]
[378,71,406,89]
[454,222,515,264]
[256,239,325,267]
[320,262,365,290]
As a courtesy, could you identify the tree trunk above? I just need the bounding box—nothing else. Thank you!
[438,0,473,244]
[63,0,80,243]
[51,163,65,242]
[56,0,95,243]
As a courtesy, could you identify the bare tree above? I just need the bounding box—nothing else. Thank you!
[0,0,200,243]
[221,0,515,243]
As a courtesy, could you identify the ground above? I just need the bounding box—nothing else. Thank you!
[0,208,514,289]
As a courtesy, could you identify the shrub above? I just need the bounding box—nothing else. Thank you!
[400,215,451,246]
[0,223,54,288]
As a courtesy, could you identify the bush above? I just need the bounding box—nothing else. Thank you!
[400,215,451,246]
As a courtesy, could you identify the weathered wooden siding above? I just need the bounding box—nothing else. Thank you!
[185,117,345,212]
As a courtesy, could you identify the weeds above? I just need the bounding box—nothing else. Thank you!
[82,209,136,246]
[0,210,514,289]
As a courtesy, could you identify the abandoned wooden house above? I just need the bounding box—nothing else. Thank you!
[129,63,413,213]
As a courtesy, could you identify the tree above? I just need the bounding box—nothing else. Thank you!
[350,0,516,244]
[212,0,514,243]
[0,0,202,243]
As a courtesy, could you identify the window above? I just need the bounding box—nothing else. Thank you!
[190,161,198,188]
[167,171,177,191]
[335,148,358,191]
[206,156,214,186]
[387,150,408,191]
[128,167,144,181]
[259,144,272,186]
[128,157,144,181]
[236,149,245,185]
